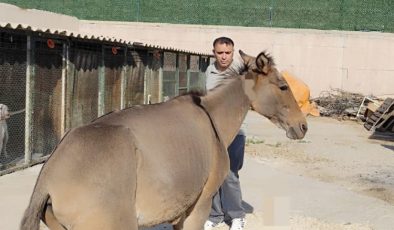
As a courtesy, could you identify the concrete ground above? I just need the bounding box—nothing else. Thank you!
[0,111,393,230]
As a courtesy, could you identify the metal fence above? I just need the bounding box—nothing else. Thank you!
[2,0,394,33]
[0,28,210,174]
[0,31,26,170]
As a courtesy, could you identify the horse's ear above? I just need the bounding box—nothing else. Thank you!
[256,52,271,75]
[239,50,256,71]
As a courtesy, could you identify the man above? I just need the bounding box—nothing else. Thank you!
[204,37,247,230]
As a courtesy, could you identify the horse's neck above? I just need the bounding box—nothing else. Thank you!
[201,76,250,147]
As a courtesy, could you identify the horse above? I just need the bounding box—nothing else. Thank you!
[20,50,307,230]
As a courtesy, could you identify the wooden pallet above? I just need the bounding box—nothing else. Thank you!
[364,98,394,133]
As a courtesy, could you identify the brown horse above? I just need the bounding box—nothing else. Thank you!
[20,50,307,230]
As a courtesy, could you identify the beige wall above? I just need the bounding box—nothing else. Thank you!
[81,21,394,98]
[0,2,392,98]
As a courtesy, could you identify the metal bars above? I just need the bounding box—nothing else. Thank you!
[0,29,210,174]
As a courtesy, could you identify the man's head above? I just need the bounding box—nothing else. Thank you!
[212,37,234,71]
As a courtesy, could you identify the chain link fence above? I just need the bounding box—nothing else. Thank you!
[0,30,26,170]
[68,42,101,128]
[0,28,211,174]
[2,0,393,32]
[31,38,63,160]
[162,52,177,101]
[146,50,162,104]
[125,49,147,106]
[103,46,124,114]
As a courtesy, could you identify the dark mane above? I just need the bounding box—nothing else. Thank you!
[172,89,206,106]
[181,89,206,97]
[257,51,275,66]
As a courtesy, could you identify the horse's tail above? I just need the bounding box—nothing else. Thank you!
[20,177,49,230]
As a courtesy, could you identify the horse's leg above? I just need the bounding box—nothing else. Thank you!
[42,199,138,230]
[175,187,215,230]
[43,204,66,230]
[172,214,186,230]
[180,145,230,230]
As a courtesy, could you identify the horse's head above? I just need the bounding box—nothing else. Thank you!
[240,50,307,139]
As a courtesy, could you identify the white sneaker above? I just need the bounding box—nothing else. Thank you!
[230,218,246,230]
[204,220,225,230]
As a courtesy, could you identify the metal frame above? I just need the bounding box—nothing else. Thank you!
[0,29,211,175]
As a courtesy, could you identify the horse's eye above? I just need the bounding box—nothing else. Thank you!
[279,85,288,91]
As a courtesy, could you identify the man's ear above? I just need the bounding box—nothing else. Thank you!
[239,50,257,71]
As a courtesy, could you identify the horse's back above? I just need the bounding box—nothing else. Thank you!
[94,97,219,226]
[42,95,220,227]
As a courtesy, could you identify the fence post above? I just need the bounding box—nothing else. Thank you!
[60,42,68,136]
[136,0,141,22]
[186,55,191,91]
[98,45,105,116]
[175,53,179,96]
[199,56,207,90]
[65,41,74,131]
[120,47,127,109]
[269,0,274,26]
[158,52,163,102]
[143,54,149,104]
[24,35,34,164]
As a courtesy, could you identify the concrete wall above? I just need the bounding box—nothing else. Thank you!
[81,21,394,98]
[0,2,392,98]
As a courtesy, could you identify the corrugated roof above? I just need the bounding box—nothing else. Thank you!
[131,42,211,56]
[0,3,211,56]
[0,22,130,43]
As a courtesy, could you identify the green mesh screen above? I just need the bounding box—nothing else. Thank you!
[2,0,393,32]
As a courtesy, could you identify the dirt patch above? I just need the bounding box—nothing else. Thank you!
[289,215,373,230]
[244,116,394,206]
[213,213,373,230]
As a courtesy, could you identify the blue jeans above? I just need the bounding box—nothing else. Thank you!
[209,134,246,223]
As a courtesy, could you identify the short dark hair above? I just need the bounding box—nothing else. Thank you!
[213,37,234,47]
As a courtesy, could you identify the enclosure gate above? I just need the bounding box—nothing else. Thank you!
[0,29,210,175]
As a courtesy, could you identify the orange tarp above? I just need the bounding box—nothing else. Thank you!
[281,71,320,116]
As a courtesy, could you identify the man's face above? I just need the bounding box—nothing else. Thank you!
[213,42,234,71]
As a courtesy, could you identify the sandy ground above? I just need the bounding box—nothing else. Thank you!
[239,111,394,230]
[0,111,393,230]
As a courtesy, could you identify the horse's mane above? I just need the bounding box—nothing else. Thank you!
[179,90,206,97]
[256,51,275,66]
[170,76,242,108]
[170,89,205,106]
